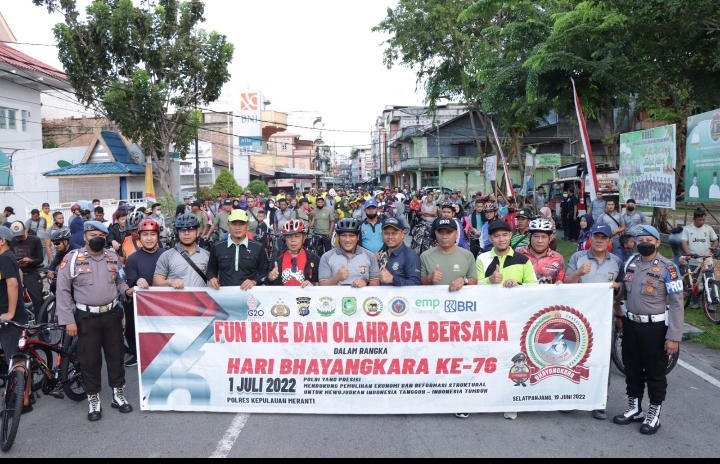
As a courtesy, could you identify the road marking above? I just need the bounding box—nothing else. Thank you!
[678,359,720,389]
[210,413,250,458]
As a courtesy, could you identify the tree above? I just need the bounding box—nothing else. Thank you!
[34,0,234,199]
[246,180,270,197]
[210,168,242,198]
[43,139,59,148]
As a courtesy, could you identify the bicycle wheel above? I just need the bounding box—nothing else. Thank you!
[40,296,63,346]
[682,275,692,309]
[60,340,86,402]
[1,370,25,452]
[29,345,53,392]
[611,323,626,376]
[703,278,720,324]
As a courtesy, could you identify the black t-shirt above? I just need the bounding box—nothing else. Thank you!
[0,250,28,324]
[125,248,166,287]
[10,235,44,272]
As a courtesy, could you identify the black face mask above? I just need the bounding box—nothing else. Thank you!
[627,206,635,212]
[637,242,656,257]
[366,213,377,219]
[88,237,105,252]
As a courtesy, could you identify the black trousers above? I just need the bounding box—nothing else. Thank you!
[469,239,482,259]
[23,271,44,322]
[124,300,136,357]
[622,318,668,405]
[74,305,125,395]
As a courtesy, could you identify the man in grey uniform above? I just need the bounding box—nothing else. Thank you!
[319,218,380,288]
[564,222,624,421]
[613,225,684,435]
[153,213,210,288]
[56,220,135,421]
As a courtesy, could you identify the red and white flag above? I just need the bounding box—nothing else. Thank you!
[571,78,600,202]
[489,120,515,198]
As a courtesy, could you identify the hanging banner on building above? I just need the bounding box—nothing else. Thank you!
[134,284,612,414]
[483,155,497,182]
[685,109,720,204]
[618,125,676,209]
[233,90,263,186]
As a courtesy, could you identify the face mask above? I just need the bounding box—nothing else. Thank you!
[366,213,377,219]
[88,237,105,252]
[637,242,656,257]
[627,206,635,212]
[563,194,568,198]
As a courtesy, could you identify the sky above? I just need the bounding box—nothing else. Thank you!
[1,0,427,157]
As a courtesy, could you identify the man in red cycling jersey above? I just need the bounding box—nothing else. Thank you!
[516,218,565,285]
[266,219,320,288]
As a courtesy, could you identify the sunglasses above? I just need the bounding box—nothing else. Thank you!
[177,227,199,233]
[51,241,63,246]
[291,257,298,274]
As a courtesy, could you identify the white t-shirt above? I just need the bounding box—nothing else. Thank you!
[682,223,718,266]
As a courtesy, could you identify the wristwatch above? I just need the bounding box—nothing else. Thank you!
[463,277,469,285]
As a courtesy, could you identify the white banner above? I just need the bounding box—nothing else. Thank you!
[484,156,497,182]
[135,284,612,414]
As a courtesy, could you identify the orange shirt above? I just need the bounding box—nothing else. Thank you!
[121,235,141,263]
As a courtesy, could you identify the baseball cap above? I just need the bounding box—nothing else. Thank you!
[190,201,202,208]
[84,220,109,234]
[382,217,403,230]
[435,218,458,232]
[3,206,14,215]
[9,221,25,237]
[223,199,233,205]
[590,223,612,238]
[516,207,534,219]
[0,227,13,242]
[633,224,660,240]
[228,209,248,223]
[488,220,513,235]
[125,203,136,210]
[364,199,379,209]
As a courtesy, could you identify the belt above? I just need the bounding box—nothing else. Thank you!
[75,303,115,314]
[626,311,665,324]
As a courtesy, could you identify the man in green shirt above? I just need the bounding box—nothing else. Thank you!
[204,199,233,240]
[311,196,335,254]
[190,201,209,237]
[420,218,477,290]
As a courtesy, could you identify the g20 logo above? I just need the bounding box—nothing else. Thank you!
[248,309,264,317]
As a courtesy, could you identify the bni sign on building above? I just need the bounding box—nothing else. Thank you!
[233,90,263,186]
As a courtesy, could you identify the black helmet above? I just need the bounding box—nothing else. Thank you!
[126,211,145,231]
[50,229,71,241]
[175,213,200,229]
[335,218,361,234]
[440,201,455,211]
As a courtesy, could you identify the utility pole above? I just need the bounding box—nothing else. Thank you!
[436,118,442,190]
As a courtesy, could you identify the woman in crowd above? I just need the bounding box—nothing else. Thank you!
[337,199,354,220]
[538,207,558,251]
[576,213,594,251]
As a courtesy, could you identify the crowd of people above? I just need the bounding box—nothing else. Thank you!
[0,186,688,436]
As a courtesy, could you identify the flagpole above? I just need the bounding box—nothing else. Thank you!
[489,120,515,199]
[571,78,600,202]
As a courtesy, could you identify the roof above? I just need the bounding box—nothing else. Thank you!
[43,162,145,177]
[0,42,66,81]
[101,131,134,163]
[275,167,325,176]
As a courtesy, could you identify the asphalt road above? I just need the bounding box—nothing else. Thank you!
[4,331,718,458]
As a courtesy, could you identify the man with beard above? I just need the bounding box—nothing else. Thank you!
[319,218,379,288]
[9,221,45,321]
[267,219,320,287]
[420,218,477,290]
[360,199,385,254]
[205,199,234,240]
[378,217,421,286]
[311,196,335,254]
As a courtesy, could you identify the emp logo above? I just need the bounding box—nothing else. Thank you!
[240,93,258,111]
[444,301,477,313]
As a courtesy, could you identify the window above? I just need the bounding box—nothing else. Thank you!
[22,111,30,132]
[0,107,8,129]
[282,143,288,150]
[129,191,143,200]
[7,109,16,130]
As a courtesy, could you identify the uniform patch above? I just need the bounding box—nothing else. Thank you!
[392,262,400,271]
[359,266,367,274]
[608,272,615,281]
[666,280,683,294]
[646,279,654,285]
[646,286,654,294]
[629,263,637,269]
[652,267,660,272]
[454,264,461,272]
[625,274,634,281]
[60,260,67,269]
[666,263,679,281]
[77,257,86,262]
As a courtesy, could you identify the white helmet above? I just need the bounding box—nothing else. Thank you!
[528,218,555,234]
[328,189,336,197]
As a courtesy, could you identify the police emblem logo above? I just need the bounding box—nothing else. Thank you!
[667,263,679,281]
[60,260,67,269]
[520,305,594,386]
[271,298,290,317]
[317,297,336,317]
[392,262,400,271]
[652,267,660,272]
[363,297,383,317]
[646,286,654,294]
[359,266,367,275]
[200,263,207,271]
[388,297,410,317]
[607,272,615,281]
[296,297,311,317]
[342,297,357,316]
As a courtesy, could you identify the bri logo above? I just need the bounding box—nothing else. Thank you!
[444,300,477,312]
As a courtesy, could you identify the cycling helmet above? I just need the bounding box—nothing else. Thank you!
[335,218,361,234]
[440,201,456,211]
[138,219,160,233]
[282,219,307,236]
[174,213,200,229]
[50,229,71,241]
[528,218,555,234]
[328,189,336,197]
[126,211,145,230]
[482,202,499,212]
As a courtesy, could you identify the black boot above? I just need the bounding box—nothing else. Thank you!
[614,397,644,425]
[639,404,661,435]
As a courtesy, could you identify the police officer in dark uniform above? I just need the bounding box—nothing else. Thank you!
[56,220,135,422]
[613,225,683,435]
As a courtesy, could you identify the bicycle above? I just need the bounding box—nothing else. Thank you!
[410,222,432,255]
[0,319,85,451]
[680,252,720,324]
[309,232,330,257]
[265,231,284,263]
[610,313,679,376]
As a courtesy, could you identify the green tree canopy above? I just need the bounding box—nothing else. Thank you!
[210,168,242,198]
[246,180,270,197]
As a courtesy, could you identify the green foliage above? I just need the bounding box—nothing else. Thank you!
[157,195,178,216]
[210,168,242,198]
[43,139,59,148]
[246,180,270,197]
[40,0,234,198]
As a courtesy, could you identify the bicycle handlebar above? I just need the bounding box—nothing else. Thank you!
[0,319,57,331]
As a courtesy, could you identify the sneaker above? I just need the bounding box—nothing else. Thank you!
[87,393,102,421]
[503,412,517,420]
[691,301,700,309]
[111,386,133,413]
[124,355,138,367]
[592,409,607,420]
[613,397,644,425]
[21,403,33,415]
[454,413,470,419]
[639,404,661,435]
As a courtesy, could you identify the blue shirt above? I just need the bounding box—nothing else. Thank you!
[378,243,421,286]
[360,219,385,253]
[614,247,634,264]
